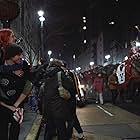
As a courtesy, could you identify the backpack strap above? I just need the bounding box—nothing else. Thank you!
[57,71,63,87]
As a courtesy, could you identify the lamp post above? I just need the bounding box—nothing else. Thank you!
[135,25,140,32]
[48,50,52,61]
[73,54,76,69]
[38,10,45,62]
[89,61,94,69]
[105,54,111,64]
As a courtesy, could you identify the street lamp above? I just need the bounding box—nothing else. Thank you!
[73,54,76,69]
[109,21,115,25]
[89,61,94,69]
[105,54,111,61]
[38,10,44,17]
[38,10,45,61]
[89,62,94,66]
[48,50,52,61]
[135,25,140,32]
[84,40,87,44]
[83,26,87,30]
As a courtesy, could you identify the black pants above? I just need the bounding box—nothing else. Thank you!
[110,89,119,104]
[0,107,20,140]
[67,114,83,139]
[44,117,68,140]
[119,89,126,102]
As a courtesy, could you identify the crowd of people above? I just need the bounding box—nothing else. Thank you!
[0,28,139,140]
[78,60,140,105]
[0,28,85,140]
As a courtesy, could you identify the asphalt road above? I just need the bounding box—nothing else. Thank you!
[20,90,140,140]
[38,102,140,140]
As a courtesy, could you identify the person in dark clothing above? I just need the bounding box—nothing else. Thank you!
[59,62,85,140]
[0,43,32,140]
[0,28,32,95]
[43,59,71,140]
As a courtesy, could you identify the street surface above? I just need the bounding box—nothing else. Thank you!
[76,103,140,140]
[19,109,37,140]
[38,102,140,140]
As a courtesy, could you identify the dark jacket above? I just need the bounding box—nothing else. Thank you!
[0,71,27,107]
[65,71,79,115]
[43,66,72,119]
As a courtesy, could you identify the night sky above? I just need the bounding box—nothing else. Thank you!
[34,0,140,61]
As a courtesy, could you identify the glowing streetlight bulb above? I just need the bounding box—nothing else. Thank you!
[38,10,44,17]
[39,16,45,22]
[73,54,76,59]
[105,54,111,60]
[135,25,140,32]
[50,58,53,62]
[90,62,94,66]
[109,21,115,25]
[83,26,87,30]
[83,16,86,20]
[83,20,86,23]
[84,40,87,44]
[48,50,52,56]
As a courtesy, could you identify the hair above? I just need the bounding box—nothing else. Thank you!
[5,43,23,60]
[0,28,14,47]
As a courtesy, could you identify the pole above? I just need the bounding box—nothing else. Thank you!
[40,21,44,62]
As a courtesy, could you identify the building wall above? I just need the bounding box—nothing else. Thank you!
[96,32,104,65]
[75,47,92,72]
[74,30,131,73]
[10,0,40,65]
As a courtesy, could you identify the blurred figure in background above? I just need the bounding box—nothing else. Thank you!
[93,72,104,105]
[108,69,119,104]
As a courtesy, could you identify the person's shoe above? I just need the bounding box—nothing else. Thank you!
[95,101,98,104]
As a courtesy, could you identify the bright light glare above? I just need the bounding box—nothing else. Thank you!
[83,20,86,23]
[105,54,111,60]
[83,16,86,20]
[135,25,138,29]
[109,21,115,25]
[79,84,85,89]
[83,26,87,30]
[39,16,45,22]
[76,67,81,71]
[48,50,52,55]
[135,25,140,32]
[90,62,94,66]
[84,40,87,44]
[38,10,44,17]
[124,56,128,61]
[73,54,76,59]
[50,58,53,62]
[136,41,140,47]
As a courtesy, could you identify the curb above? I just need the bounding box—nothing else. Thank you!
[25,114,42,140]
